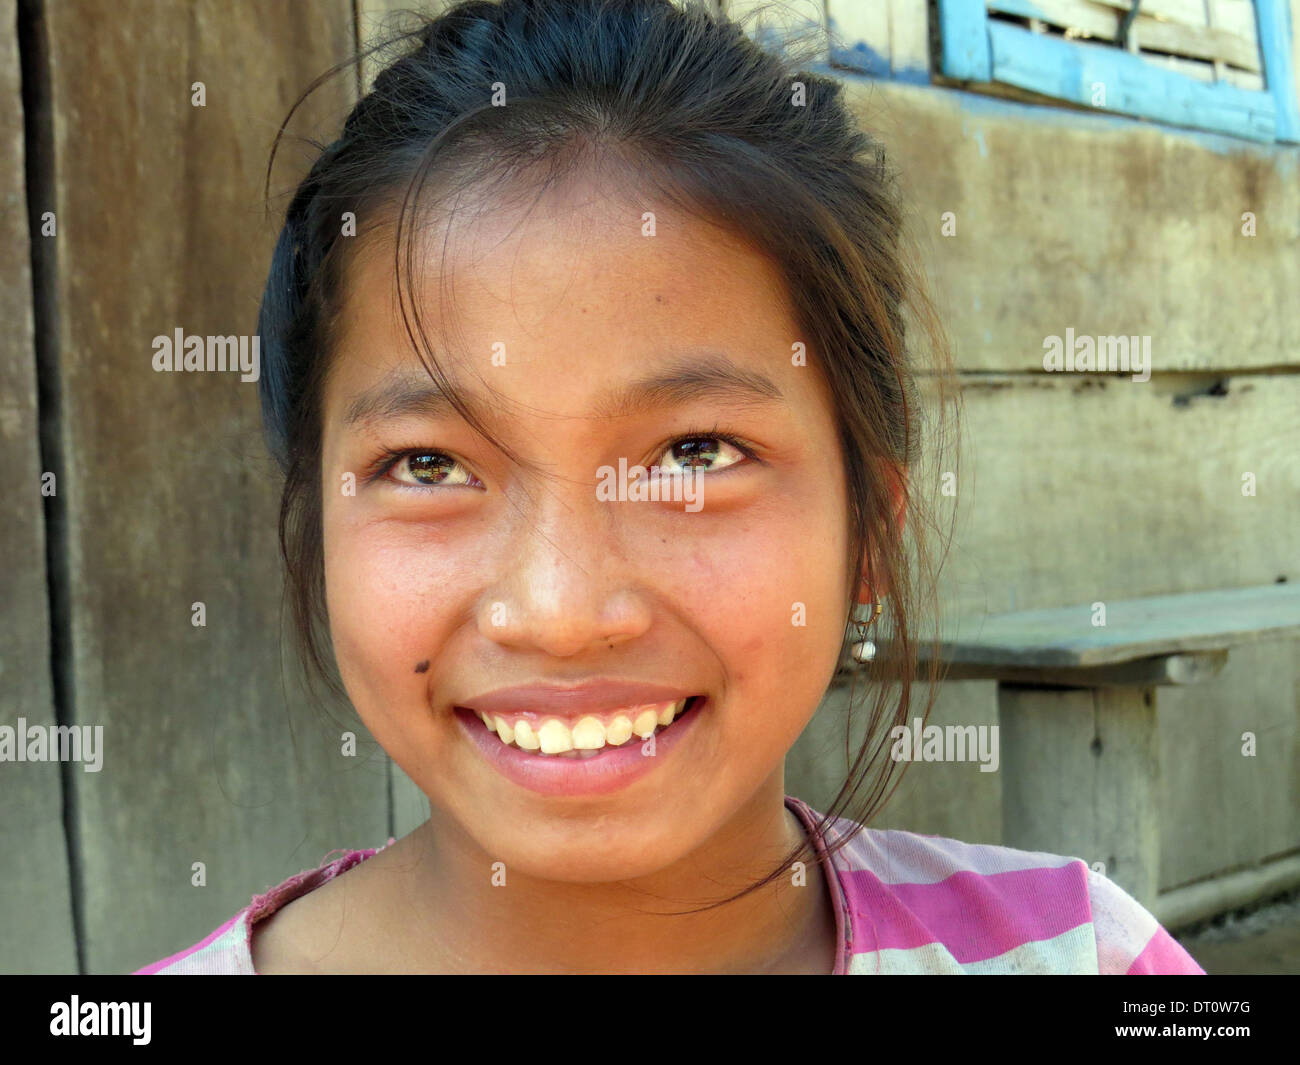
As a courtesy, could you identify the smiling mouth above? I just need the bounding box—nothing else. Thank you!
[463,696,704,758]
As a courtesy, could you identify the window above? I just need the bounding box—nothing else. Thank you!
[934,0,1300,143]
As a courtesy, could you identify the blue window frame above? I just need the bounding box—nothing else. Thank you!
[936,0,1300,143]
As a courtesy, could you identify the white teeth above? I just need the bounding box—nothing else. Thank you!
[513,719,540,751]
[473,698,693,756]
[605,714,633,746]
[571,716,605,750]
[537,719,574,755]
[632,708,659,739]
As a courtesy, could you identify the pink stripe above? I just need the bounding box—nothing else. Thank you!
[132,912,242,974]
[841,862,1092,962]
[1126,927,1206,975]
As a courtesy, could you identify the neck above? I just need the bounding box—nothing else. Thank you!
[394,779,834,974]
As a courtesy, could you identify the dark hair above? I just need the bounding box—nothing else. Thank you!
[258,0,958,914]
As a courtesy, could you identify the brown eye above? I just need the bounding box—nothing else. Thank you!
[656,435,747,475]
[389,452,476,488]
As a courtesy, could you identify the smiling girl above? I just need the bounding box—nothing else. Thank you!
[137,0,1202,975]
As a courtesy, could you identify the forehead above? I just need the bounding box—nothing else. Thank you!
[324,167,811,414]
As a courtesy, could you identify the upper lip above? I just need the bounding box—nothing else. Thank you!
[457,680,697,719]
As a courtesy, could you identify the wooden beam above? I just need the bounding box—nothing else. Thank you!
[896,584,1300,670]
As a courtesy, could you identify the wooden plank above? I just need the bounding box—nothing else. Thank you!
[1141,51,1219,82]
[938,0,994,79]
[0,0,78,975]
[909,584,1300,670]
[907,372,1300,619]
[927,649,1230,685]
[1088,0,1211,24]
[1156,849,1300,928]
[993,0,1260,71]
[1257,0,1300,140]
[987,19,1276,140]
[1221,64,1267,89]
[989,0,1119,41]
[999,685,1161,906]
[1213,0,1264,43]
[1292,0,1300,135]
[1158,637,1300,887]
[41,0,388,976]
[839,77,1300,372]
[788,677,1003,844]
[890,0,932,81]
[1206,0,1232,85]
[1133,19,1263,73]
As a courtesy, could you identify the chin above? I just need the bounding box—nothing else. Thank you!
[484,827,687,885]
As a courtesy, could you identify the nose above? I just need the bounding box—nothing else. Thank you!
[477,482,652,657]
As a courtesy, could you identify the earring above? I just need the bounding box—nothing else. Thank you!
[849,601,884,663]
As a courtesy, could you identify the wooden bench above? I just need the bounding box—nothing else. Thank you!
[866,583,1300,914]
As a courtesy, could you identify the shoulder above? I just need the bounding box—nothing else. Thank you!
[133,839,397,975]
[132,911,254,975]
[791,799,1202,974]
[1083,865,1205,974]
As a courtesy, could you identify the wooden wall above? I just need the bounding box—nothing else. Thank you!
[0,0,76,975]
[2,0,390,975]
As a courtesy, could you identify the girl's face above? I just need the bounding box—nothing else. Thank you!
[319,170,855,884]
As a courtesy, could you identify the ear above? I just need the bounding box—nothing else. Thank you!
[856,462,907,605]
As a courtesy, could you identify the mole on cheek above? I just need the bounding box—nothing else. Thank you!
[414,660,430,674]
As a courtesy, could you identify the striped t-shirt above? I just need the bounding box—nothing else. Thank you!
[135,794,1204,974]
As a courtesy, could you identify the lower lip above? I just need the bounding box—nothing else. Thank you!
[453,697,706,797]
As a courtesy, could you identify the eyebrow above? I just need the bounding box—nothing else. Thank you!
[344,349,785,429]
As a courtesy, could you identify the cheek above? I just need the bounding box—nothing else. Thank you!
[678,507,846,688]
[322,517,462,702]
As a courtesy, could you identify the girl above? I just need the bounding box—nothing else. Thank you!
[137,0,1203,974]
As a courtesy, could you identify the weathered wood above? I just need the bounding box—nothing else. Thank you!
[999,684,1161,907]
[990,0,1263,71]
[929,649,1230,686]
[1088,0,1213,24]
[0,0,78,975]
[911,373,1300,620]
[1212,0,1263,43]
[40,0,387,975]
[787,677,1004,844]
[1132,17,1262,73]
[841,77,1300,371]
[905,584,1300,670]
[1155,849,1300,931]
[889,0,931,80]
[1157,636,1300,888]
[987,20,1273,139]
[1141,51,1220,83]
